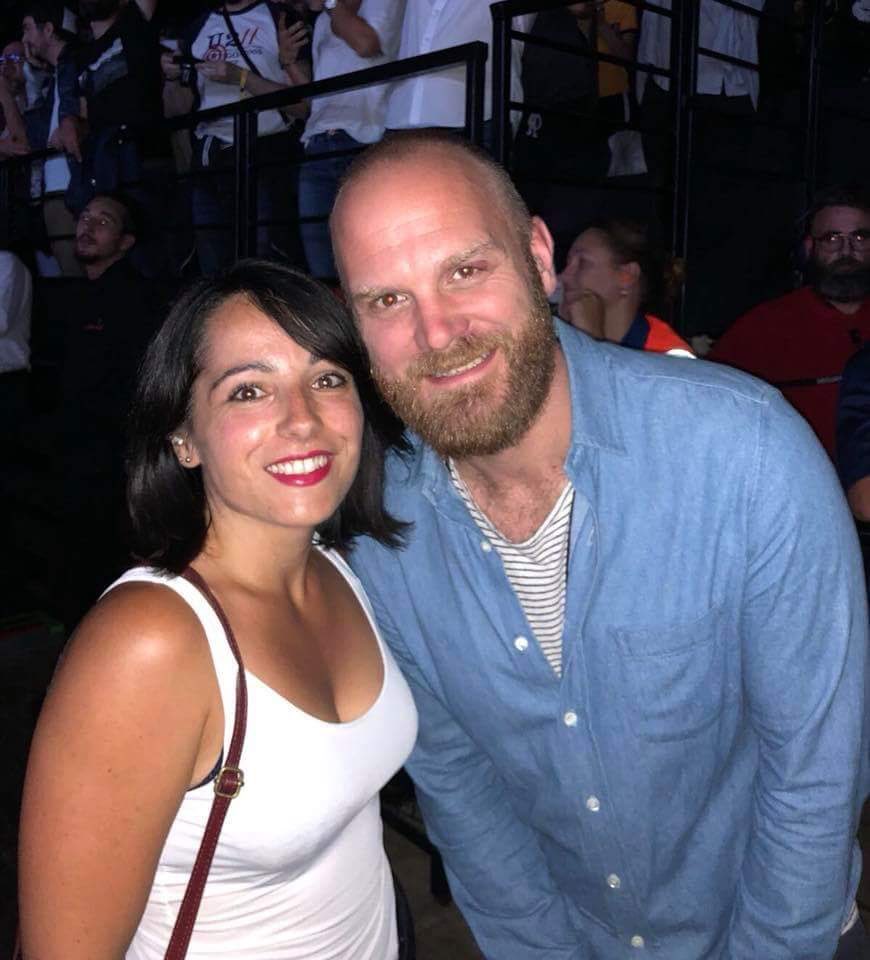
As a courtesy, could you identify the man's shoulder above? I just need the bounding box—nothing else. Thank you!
[566,325,776,411]
[382,440,428,497]
[706,287,822,365]
[730,286,821,331]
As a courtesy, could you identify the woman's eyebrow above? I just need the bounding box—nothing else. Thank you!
[209,361,275,395]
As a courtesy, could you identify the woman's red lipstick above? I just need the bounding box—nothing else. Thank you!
[265,451,333,487]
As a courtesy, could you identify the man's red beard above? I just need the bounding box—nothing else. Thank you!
[372,270,556,459]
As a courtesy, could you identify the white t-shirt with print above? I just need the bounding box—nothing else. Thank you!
[189,1,290,144]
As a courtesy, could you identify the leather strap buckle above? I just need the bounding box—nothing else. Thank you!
[214,764,244,799]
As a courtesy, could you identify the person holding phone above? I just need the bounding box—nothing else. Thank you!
[162,2,312,274]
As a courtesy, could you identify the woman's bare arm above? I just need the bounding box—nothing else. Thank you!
[18,582,220,960]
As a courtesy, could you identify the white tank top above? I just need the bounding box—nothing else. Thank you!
[113,549,418,960]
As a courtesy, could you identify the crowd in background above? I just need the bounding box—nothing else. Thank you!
[3,3,870,956]
[1,0,870,627]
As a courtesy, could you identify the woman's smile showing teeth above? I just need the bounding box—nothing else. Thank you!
[265,453,333,486]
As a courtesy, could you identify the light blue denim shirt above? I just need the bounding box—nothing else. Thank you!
[350,327,869,959]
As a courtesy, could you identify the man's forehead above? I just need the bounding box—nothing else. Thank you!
[83,200,122,221]
[812,205,870,230]
[338,160,505,246]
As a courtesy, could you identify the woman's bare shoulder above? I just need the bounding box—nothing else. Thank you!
[60,578,211,682]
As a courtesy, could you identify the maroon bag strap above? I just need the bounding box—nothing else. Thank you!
[163,566,249,960]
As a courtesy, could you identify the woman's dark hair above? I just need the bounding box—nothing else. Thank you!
[127,259,409,574]
[592,219,685,318]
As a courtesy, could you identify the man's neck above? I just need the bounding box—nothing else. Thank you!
[85,254,125,281]
[452,348,573,542]
[46,40,66,67]
[604,299,638,344]
[90,14,120,40]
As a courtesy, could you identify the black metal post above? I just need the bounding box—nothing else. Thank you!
[233,109,257,261]
[670,0,699,334]
[465,38,488,149]
[803,0,823,205]
[489,2,511,164]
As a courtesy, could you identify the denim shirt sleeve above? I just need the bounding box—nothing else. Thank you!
[726,391,869,956]
[837,345,870,491]
[363,583,591,960]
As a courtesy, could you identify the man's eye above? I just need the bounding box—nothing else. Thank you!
[855,231,870,243]
[453,264,479,280]
[819,232,839,243]
[312,371,348,390]
[374,292,402,309]
[228,383,264,402]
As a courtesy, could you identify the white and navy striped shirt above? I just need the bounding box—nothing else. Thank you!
[449,461,573,676]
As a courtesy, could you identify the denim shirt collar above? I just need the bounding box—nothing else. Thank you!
[406,322,627,527]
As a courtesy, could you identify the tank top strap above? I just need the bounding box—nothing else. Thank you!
[104,567,241,747]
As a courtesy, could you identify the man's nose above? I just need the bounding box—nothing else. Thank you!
[413,293,471,352]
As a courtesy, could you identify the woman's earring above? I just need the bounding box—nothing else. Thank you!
[171,436,192,464]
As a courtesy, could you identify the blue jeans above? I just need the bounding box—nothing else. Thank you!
[298,130,365,281]
[192,131,301,276]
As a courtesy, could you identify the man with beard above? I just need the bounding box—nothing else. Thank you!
[58,192,160,628]
[330,132,870,959]
[709,185,870,458]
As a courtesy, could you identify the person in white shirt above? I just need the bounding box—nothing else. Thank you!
[0,249,32,386]
[384,0,534,147]
[298,0,404,281]
[637,0,763,111]
[162,1,310,275]
[635,0,784,337]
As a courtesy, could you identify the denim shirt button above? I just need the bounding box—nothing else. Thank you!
[631,935,645,948]
[563,710,578,727]
[606,873,621,889]
[480,539,492,553]
[513,635,529,652]
[585,795,600,812]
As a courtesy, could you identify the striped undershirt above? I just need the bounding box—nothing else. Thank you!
[448,460,574,676]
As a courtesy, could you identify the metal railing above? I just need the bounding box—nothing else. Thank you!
[0,41,488,263]
[0,1,859,330]
[489,0,827,332]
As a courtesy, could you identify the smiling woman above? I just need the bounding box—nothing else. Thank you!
[18,261,418,960]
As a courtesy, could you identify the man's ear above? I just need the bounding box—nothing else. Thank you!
[120,233,136,254]
[801,234,813,266]
[529,215,557,296]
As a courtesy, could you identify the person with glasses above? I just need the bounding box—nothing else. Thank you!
[710,184,870,458]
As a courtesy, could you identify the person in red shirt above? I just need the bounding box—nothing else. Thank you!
[709,185,870,458]
[559,219,694,357]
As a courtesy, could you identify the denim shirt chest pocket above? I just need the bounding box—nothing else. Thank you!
[609,605,733,742]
